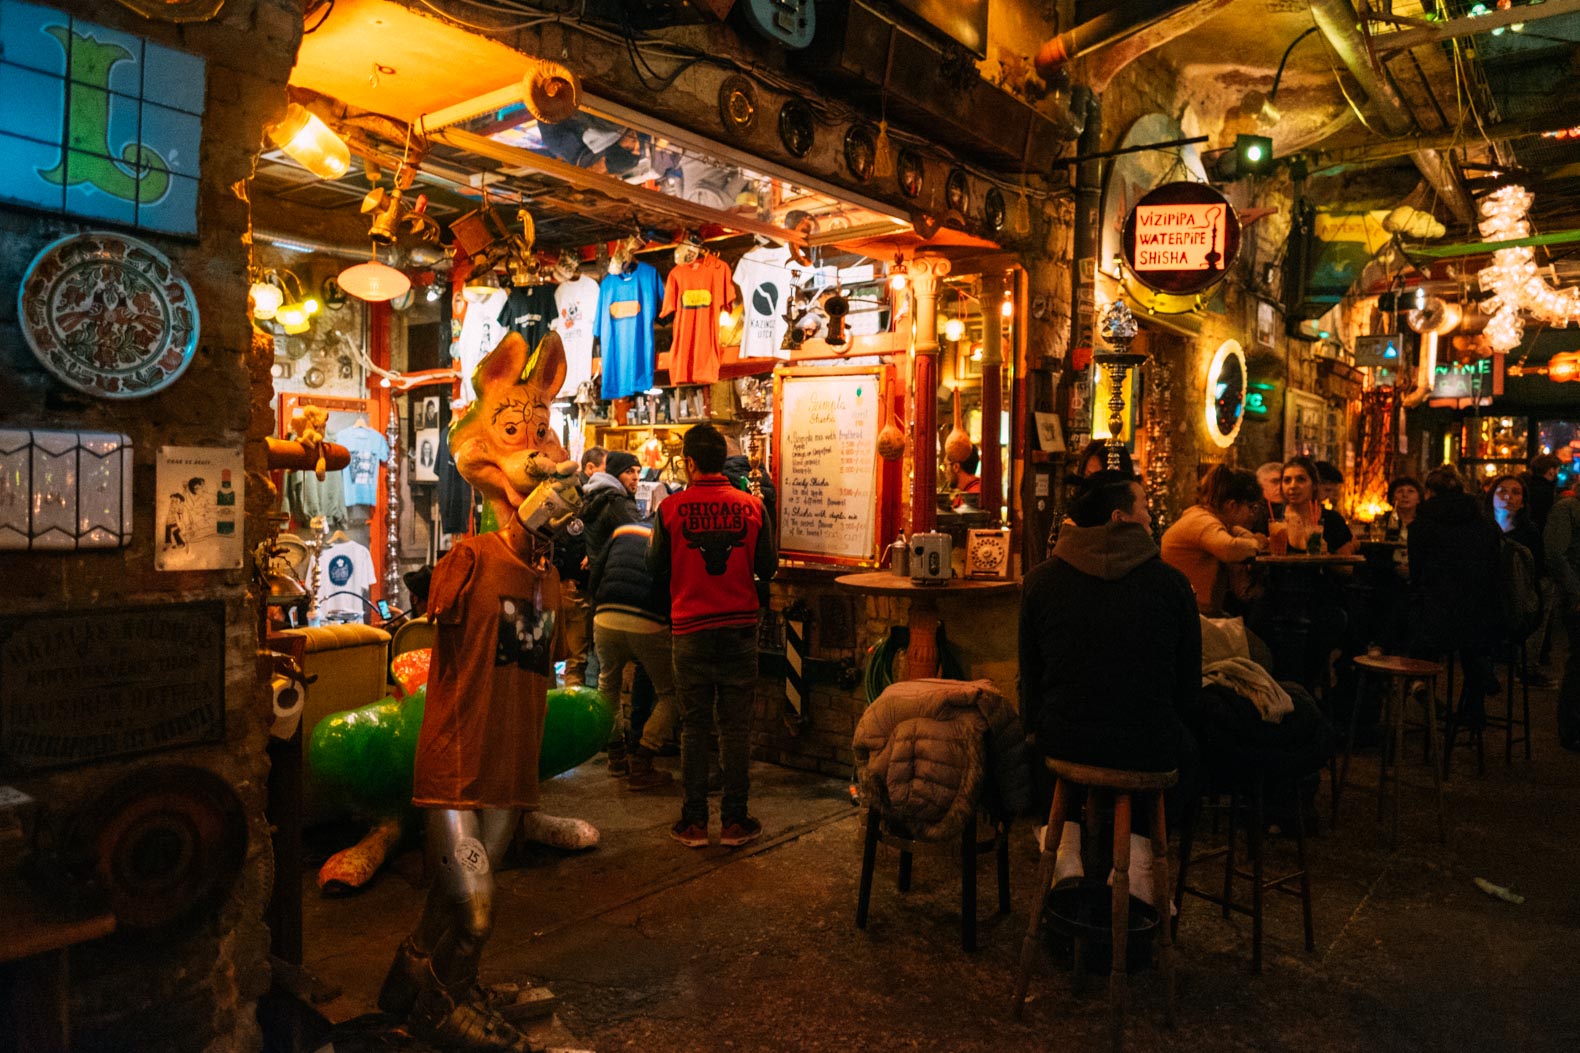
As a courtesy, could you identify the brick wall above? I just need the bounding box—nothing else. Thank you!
[0,3,300,1049]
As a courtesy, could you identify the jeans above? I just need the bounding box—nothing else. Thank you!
[559,581,591,685]
[672,626,759,826]
[594,623,679,754]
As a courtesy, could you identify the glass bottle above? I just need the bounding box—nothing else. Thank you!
[216,468,236,535]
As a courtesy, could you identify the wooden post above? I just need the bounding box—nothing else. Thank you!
[907,258,950,535]
[979,270,1005,519]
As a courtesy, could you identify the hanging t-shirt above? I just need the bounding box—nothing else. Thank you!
[285,468,346,528]
[661,254,736,384]
[553,274,602,391]
[317,538,376,620]
[335,424,390,507]
[496,283,559,353]
[733,246,814,359]
[596,262,662,399]
[453,288,511,397]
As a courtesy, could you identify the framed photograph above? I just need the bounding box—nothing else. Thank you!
[1034,411,1066,452]
[1256,300,1277,350]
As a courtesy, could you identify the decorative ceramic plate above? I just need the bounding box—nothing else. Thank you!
[18,233,200,400]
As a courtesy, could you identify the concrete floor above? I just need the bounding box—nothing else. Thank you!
[301,682,1580,1053]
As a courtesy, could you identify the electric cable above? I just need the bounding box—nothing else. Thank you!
[863,623,966,704]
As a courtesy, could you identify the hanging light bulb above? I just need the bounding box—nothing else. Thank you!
[338,260,412,303]
[1001,295,1015,319]
[718,308,733,329]
[463,264,500,304]
[943,316,965,342]
[266,102,351,180]
[250,279,283,319]
[274,302,311,335]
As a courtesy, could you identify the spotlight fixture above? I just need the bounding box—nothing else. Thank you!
[462,263,500,304]
[1236,133,1273,177]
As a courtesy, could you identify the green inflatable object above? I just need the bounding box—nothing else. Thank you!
[308,685,614,815]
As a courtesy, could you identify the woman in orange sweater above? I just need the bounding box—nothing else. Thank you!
[1162,465,1267,613]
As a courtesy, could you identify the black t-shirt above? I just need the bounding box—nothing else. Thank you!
[497,284,559,350]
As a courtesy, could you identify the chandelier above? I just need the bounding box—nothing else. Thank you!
[1476,185,1580,351]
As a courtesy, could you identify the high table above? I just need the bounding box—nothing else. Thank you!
[835,572,1020,680]
[1255,553,1366,690]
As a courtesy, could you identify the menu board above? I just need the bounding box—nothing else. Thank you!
[773,367,884,564]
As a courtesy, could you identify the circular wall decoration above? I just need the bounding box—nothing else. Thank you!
[18,233,200,400]
[984,188,1006,232]
[845,125,878,182]
[1205,339,1247,448]
[321,276,348,310]
[718,75,758,140]
[945,169,969,214]
[897,150,925,198]
[778,100,815,158]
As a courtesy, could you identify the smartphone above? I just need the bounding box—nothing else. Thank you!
[376,599,393,620]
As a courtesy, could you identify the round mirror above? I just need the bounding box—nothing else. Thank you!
[1205,339,1246,448]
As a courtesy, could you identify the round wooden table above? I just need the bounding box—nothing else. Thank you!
[835,571,1020,680]
[1253,553,1365,687]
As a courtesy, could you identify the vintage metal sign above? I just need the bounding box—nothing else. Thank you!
[0,602,226,772]
[1121,182,1241,296]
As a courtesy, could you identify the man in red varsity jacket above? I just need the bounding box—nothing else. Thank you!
[649,423,777,848]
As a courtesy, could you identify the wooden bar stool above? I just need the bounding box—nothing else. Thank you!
[855,806,1011,952]
[1335,654,1447,846]
[1483,639,1533,766]
[1173,770,1315,973]
[1013,760,1177,1051]
[1440,651,1487,778]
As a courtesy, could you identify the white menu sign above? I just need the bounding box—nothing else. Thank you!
[777,371,881,563]
[1133,202,1228,271]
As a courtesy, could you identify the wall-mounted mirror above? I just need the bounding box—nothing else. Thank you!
[1206,339,1246,448]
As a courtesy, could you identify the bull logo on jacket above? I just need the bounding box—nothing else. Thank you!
[681,506,749,575]
[496,596,554,673]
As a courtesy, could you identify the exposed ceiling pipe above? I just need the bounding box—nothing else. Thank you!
[1034,0,1208,78]
[1307,0,1475,226]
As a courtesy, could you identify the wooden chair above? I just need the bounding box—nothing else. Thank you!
[1174,769,1315,973]
[1013,760,1177,1051]
[1334,654,1447,847]
[855,806,1010,953]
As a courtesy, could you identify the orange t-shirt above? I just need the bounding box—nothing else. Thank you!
[661,254,736,384]
[412,522,561,811]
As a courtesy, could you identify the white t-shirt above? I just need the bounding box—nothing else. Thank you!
[317,539,377,620]
[553,274,602,390]
[733,246,818,359]
[452,288,510,397]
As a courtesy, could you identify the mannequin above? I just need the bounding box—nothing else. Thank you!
[378,331,592,1053]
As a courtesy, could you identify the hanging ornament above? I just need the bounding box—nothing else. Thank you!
[1476,185,1580,351]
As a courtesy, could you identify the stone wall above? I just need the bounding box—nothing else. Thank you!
[0,3,300,1049]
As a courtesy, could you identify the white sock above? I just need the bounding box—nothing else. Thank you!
[1052,821,1084,884]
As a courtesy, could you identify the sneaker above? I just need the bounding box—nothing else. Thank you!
[719,816,763,847]
[670,820,709,848]
[626,751,674,791]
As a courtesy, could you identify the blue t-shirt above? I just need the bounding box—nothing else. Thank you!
[336,425,390,506]
[596,262,661,399]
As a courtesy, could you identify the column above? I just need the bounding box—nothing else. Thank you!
[907,257,950,535]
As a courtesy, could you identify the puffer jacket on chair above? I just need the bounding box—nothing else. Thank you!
[853,678,1031,840]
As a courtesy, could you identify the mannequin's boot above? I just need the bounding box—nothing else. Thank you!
[626,747,673,791]
[406,958,536,1053]
[376,937,428,1018]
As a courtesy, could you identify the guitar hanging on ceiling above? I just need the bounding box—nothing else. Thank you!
[738,0,817,50]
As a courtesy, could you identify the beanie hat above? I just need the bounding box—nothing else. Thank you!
[605,450,640,477]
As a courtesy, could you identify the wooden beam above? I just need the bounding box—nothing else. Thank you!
[431,127,808,247]
[1371,0,1580,53]
[1309,110,1578,171]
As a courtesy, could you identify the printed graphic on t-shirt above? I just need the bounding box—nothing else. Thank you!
[349,451,377,491]
[609,300,641,320]
[495,596,555,673]
[680,503,750,575]
[681,288,712,308]
[751,282,779,319]
[328,555,354,587]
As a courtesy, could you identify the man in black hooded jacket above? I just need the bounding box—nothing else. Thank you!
[1408,465,1502,730]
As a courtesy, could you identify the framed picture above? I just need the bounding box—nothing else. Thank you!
[1256,300,1278,350]
[1034,411,1066,452]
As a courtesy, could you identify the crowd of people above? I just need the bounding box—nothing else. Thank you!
[1018,443,1580,905]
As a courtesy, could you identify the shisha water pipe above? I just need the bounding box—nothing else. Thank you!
[1093,301,1144,471]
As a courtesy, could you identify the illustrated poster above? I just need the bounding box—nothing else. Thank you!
[156,445,243,570]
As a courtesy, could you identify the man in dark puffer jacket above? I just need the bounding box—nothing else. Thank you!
[590,522,677,790]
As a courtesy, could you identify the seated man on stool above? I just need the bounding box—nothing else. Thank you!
[1018,470,1202,905]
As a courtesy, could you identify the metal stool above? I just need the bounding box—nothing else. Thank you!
[1173,770,1315,973]
[1013,759,1177,1051]
[855,806,1010,953]
[1335,654,1447,847]
[1485,638,1533,765]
